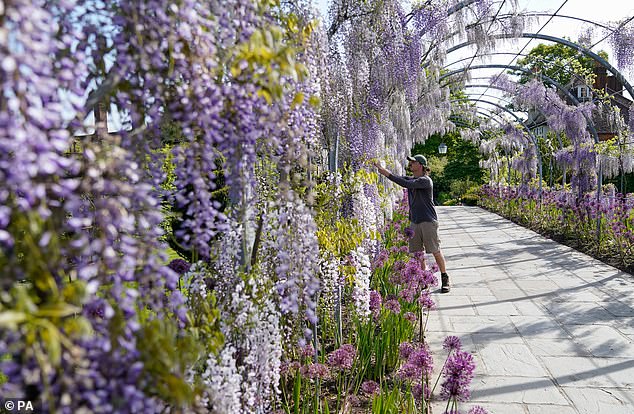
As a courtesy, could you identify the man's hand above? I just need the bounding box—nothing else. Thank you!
[374,161,390,177]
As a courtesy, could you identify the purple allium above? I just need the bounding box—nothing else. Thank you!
[369,290,382,317]
[399,341,416,359]
[404,226,415,239]
[300,343,315,359]
[468,406,490,414]
[399,287,417,303]
[299,363,330,379]
[372,250,389,270]
[418,291,436,310]
[404,311,417,323]
[412,382,431,401]
[167,258,191,275]
[327,344,356,370]
[360,380,380,396]
[280,361,301,377]
[397,343,433,380]
[384,299,401,314]
[440,351,476,402]
[420,269,438,288]
[443,335,462,352]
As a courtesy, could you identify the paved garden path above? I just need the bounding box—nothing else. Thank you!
[427,206,634,414]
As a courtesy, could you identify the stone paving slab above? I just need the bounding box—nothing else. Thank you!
[426,206,634,414]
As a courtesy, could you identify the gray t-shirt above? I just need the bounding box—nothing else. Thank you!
[387,174,437,223]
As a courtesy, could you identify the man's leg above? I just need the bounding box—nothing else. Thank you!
[432,250,446,273]
[419,253,427,271]
[432,250,450,293]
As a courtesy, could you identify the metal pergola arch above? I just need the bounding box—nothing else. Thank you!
[439,63,601,143]
[445,32,634,99]
[451,96,544,199]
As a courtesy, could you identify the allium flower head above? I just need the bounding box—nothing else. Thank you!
[468,406,490,414]
[384,298,401,314]
[300,343,315,359]
[300,363,330,379]
[412,383,431,401]
[443,335,462,351]
[399,341,416,359]
[404,226,415,239]
[418,291,436,310]
[360,380,380,395]
[327,344,356,370]
[440,351,476,402]
[404,311,417,323]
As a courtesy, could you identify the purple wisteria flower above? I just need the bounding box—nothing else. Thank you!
[327,344,356,370]
[360,380,380,396]
[440,351,476,402]
[443,335,462,351]
[167,258,191,275]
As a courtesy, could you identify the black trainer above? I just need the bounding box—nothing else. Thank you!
[441,273,450,293]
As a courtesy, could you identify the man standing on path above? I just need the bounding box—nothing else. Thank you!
[375,154,451,293]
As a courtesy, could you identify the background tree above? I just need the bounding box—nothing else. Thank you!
[509,41,609,86]
[412,129,484,204]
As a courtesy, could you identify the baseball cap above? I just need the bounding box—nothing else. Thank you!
[407,154,428,166]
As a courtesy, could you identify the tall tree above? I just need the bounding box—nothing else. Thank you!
[509,41,608,86]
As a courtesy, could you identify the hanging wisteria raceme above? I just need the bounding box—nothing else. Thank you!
[0,0,85,266]
[492,75,598,195]
[607,20,634,74]
[350,246,372,320]
[259,192,321,344]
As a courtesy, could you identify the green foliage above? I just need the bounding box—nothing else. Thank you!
[412,130,485,203]
[371,383,416,414]
[137,318,203,407]
[316,219,364,259]
[510,41,608,86]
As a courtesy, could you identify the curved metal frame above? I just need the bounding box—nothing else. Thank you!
[446,32,634,100]
[451,96,544,200]
[439,63,601,143]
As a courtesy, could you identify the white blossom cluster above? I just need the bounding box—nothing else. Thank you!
[201,345,242,414]
[182,261,208,300]
[352,181,378,253]
[350,245,372,320]
[238,296,282,413]
[319,252,340,313]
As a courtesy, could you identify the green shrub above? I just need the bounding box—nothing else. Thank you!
[461,193,479,206]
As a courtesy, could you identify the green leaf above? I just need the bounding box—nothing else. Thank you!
[0,311,27,329]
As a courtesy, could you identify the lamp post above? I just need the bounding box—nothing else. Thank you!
[438,142,447,154]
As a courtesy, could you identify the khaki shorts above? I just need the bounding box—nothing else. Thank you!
[408,220,440,254]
